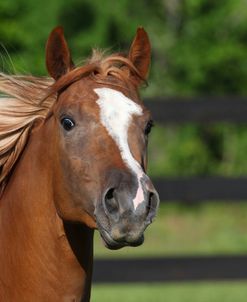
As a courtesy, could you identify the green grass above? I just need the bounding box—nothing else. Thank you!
[94,202,247,258]
[91,282,247,302]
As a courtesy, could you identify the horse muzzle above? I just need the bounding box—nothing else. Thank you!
[95,173,159,250]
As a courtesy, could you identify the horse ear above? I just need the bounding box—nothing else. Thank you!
[128,27,151,82]
[45,26,74,80]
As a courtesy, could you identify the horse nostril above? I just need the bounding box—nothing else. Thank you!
[106,188,114,200]
[146,191,159,223]
[146,192,153,215]
[104,188,119,216]
[148,192,153,206]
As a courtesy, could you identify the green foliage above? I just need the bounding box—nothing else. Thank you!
[149,0,247,96]
[1,0,247,177]
[2,0,247,94]
[148,124,215,177]
[148,123,247,177]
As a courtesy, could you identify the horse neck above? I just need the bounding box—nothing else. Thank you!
[0,125,94,302]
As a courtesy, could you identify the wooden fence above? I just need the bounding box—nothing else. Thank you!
[93,255,247,283]
[146,96,247,202]
[93,97,247,283]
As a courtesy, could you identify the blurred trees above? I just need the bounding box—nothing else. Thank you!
[1,0,247,177]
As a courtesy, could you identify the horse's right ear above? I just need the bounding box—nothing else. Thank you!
[45,26,74,80]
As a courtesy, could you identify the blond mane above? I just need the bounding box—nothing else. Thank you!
[0,52,143,194]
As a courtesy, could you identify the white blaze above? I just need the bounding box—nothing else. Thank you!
[95,87,145,210]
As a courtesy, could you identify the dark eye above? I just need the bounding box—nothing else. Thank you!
[144,120,154,136]
[60,117,75,131]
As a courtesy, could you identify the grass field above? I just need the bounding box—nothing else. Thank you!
[91,282,247,302]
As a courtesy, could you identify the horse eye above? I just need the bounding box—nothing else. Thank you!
[60,117,75,131]
[144,120,154,136]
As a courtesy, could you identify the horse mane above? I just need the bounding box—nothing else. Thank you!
[0,51,144,194]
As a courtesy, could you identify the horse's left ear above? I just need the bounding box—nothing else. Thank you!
[45,26,74,80]
[128,27,151,82]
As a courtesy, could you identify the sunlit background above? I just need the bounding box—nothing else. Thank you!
[2,0,247,301]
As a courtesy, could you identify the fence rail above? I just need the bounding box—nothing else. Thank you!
[154,177,247,202]
[145,97,247,124]
[93,255,247,283]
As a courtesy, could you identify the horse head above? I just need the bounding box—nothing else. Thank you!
[45,27,159,250]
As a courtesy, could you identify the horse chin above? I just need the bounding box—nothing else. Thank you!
[101,233,126,250]
[98,227,144,250]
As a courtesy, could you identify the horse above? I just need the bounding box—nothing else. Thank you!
[0,26,159,301]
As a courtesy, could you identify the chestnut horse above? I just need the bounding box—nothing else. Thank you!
[0,27,159,301]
